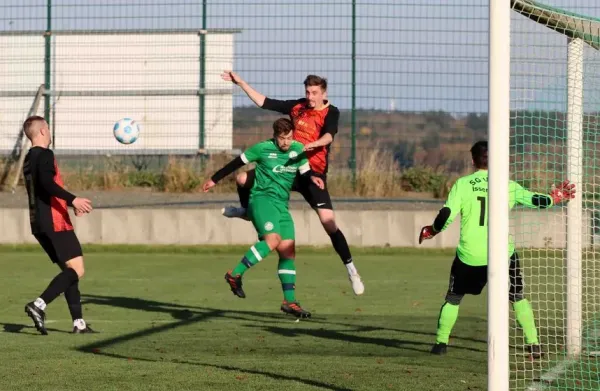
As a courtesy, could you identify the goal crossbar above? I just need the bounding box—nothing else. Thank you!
[511,0,600,50]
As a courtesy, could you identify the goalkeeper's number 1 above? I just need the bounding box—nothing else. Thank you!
[477,196,486,227]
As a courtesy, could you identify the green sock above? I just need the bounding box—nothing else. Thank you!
[436,302,459,344]
[231,241,271,276]
[513,299,539,345]
[277,258,296,303]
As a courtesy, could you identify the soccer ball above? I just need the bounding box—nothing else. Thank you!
[113,118,140,145]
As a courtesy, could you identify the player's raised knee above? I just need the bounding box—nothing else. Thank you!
[316,209,337,233]
[236,171,247,187]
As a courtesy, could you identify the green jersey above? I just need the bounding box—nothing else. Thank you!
[241,139,309,204]
[437,170,554,266]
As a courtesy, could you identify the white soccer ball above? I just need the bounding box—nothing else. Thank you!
[113,118,140,145]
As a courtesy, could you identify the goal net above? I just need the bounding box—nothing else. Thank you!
[510,0,600,389]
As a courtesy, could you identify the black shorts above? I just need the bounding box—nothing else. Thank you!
[246,169,333,210]
[34,230,83,265]
[291,172,333,210]
[447,253,524,299]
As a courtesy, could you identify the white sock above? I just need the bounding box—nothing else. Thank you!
[346,261,358,275]
[73,318,86,330]
[34,298,46,311]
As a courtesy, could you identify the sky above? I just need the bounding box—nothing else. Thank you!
[0,0,599,114]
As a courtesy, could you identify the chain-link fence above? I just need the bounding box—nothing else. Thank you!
[1,1,598,197]
[0,1,491,195]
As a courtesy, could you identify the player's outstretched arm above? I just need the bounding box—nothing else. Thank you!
[221,70,266,107]
[419,181,461,244]
[549,179,576,204]
[202,156,247,192]
[221,70,301,115]
[512,179,575,209]
[418,208,452,244]
[203,143,263,192]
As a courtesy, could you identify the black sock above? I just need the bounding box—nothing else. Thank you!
[328,229,353,264]
[237,184,250,209]
[64,281,82,320]
[40,268,79,306]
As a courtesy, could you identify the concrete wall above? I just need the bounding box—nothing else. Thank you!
[0,208,592,249]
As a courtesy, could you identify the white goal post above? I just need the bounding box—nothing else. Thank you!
[488,1,511,390]
[490,0,599,389]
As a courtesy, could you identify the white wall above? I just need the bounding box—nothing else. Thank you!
[0,32,236,155]
[0,36,44,152]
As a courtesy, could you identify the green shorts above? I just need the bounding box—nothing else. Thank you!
[248,197,295,241]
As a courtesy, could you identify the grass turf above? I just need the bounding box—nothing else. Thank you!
[0,247,487,391]
[0,246,596,390]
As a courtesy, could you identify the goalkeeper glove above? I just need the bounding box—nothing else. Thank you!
[549,180,576,205]
[419,225,438,244]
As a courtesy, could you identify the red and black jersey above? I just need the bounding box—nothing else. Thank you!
[261,97,340,175]
[23,147,76,234]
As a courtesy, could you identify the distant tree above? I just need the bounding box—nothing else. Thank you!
[465,113,487,132]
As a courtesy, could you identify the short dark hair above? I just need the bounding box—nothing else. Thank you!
[23,115,46,139]
[304,75,327,91]
[471,141,488,169]
[272,118,294,137]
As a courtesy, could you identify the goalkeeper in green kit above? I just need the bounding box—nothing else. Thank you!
[419,141,576,357]
[202,118,324,319]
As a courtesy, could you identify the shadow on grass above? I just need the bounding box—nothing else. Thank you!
[241,323,486,355]
[81,349,354,391]
[74,294,486,389]
[80,294,486,353]
[81,293,486,345]
[1,322,72,335]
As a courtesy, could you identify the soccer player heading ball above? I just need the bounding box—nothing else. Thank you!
[203,118,325,318]
[419,141,575,358]
[220,71,364,296]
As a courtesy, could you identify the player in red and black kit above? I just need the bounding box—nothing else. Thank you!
[220,72,365,295]
[21,115,95,335]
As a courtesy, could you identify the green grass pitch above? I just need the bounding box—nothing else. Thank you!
[0,245,595,390]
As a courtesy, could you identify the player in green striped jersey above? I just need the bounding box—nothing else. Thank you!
[202,118,324,318]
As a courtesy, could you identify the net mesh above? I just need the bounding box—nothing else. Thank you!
[510,0,600,389]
